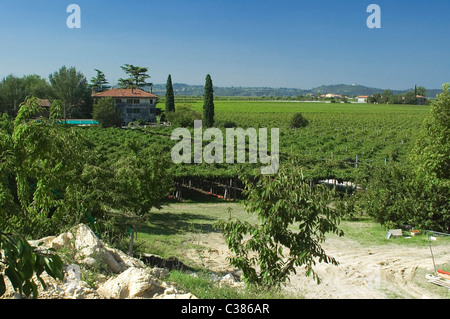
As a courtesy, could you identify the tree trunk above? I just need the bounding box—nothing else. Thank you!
[128,228,134,255]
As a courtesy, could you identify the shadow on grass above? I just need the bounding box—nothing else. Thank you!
[162,186,243,204]
[139,211,220,236]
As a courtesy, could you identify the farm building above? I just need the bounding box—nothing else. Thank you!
[93,88,158,124]
[325,93,342,99]
[357,95,369,103]
[416,95,426,105]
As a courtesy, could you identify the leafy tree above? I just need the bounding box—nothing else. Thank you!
[409,83,449,232]
[90,69,111,93]
[202,74,214,127]
[102,141,173,254]
[165,74,175,113]
[290,113,309,129]
[364,84,450,232]
[92,97,122,128]
[0,231,63,298]
[388,94,403,104]
[0,75,26,114]
[118,64,152,91]
[403,91,416,105]
[0,97,88,238]
[411,83,449,179]
[215,161,343,287]
[381,89,392,104]
[368,93,381,104]
[48,66,93,118]
[416,86,427,97]
[0,75,53,115]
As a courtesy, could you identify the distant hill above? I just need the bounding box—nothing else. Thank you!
[149,83,440,98]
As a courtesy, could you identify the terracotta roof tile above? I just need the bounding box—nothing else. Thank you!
[93,88,158,98]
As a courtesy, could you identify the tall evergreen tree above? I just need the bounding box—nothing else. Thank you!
[203,74,214,127]
[165,74,175,113]
[414,84,418,105]
[118,64,152,91]
[90,69,110,93]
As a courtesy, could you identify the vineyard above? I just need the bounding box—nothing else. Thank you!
[78,101,429,185]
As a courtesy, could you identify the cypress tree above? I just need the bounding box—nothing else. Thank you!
[165,74,175,113]
[414,84,418,105]
[203,74,214,127]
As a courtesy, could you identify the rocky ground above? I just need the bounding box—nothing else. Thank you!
[1,223,449,299]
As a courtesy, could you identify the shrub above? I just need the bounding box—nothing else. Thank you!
[166,106,201,128]
[290,113,309,129]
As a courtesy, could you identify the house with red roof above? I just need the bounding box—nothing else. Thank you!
[93,88,158,124]
[357,95,369,103]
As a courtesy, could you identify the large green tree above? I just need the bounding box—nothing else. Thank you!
[90,69,111,93]
[0,97,88,238]
[202,74,214,127]
[364,84,450,232]
[411,83,449,179]
[48,66,93,119]
[0,75,53,115]
[118,64,152,91]
[165,74,175,113]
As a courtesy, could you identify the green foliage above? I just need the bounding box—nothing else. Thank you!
[0,231,63,298]
[0,97,88,237]
[362,163,450,232]
[90,69,110,93]
[166,105,201,127]
[408,83,450,232]
[203,74,215,127]
[410,83,449,179]
[215,161,343,287]
[92,97,122,128]
[49,66,93,118]
[165,74,175,113]
[289,112,309,128]
[363,85,450,232]
[0,74,53,115]
[118,64,152,90]
[362,164,411,228]
[71,127,174,246]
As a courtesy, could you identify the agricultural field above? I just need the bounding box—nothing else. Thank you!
[79,100,430,183]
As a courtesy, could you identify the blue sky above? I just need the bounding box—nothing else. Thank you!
[0,0,449,90]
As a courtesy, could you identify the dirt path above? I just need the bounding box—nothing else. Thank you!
[184,233,450,299]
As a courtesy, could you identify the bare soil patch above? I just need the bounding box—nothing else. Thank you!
[183,232,450,299]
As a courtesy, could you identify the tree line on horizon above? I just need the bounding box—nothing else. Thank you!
[0,65,216,127]
[0,65,156,119]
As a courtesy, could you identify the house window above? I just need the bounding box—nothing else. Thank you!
[133,108,140,114]
[116,99,122,104]
[127,99,133,104]
[133,99,140,104]
[126,108,132,114]
[150,99,153,104]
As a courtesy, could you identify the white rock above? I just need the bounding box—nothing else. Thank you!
[96,267,162,299]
